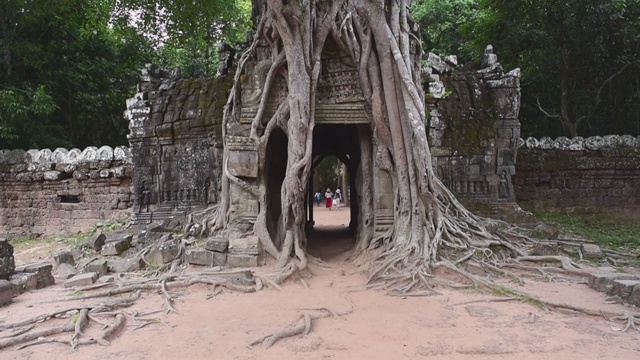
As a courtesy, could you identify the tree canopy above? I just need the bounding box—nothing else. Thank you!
[412,0,640,137]
[0,0,252,149]
[2,0,639,149]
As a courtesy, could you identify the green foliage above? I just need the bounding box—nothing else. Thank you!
[473,0,640,137]
[113,0,252,78]
[531,210,640,249]
[411,0,483,63]
[0,86,59,145]
[314,156,341,191]
[412,0,640,137]
[9,235,42,250]
[0,0,154,149]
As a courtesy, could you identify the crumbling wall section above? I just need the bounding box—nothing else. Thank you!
[425,46,521,215]
[0,146,134,236]
[125,64,231,224]
[514,135,640,215]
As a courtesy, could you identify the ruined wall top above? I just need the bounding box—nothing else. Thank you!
[0,146,132,173]
[519,135,640,151]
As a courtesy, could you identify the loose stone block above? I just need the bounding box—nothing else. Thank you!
[229,237,260,255]
[88,233,106,252]
[82,259,108,276]
[23,262,55,289]
[64,272,98,288]
[101,238,131,256]
[0,280,14,306]
[107,257,145,273]
[0,238,15,280]
[227,254,259,268]
[205,237,229,253]
[145,240,180,266]
[138,231,171,246]
[186,249,214,266]
[588,272,638,293]
[580,244,603,259]
[9,273,37,294]
[98,275,115,284]
[213,252,227,267]
[56,263,78,279]
[53,250,75,266]
[612,279,640,299]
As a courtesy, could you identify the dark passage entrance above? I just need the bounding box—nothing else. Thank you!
[305,124,368,259]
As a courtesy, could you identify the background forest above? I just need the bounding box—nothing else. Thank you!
[1,0,638,149]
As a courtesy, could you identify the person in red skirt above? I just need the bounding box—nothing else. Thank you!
[324,188,333,210]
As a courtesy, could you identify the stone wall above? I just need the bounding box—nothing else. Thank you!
[514,135,640,215]
[425,45,521,215]
[125,64,231,224]
[0,146,134,236]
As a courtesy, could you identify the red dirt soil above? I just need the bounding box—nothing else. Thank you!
[3,207,640,359]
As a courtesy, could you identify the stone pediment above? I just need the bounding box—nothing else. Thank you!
[240,49,371,125]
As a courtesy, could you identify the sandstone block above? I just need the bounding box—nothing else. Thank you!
[187,249,214,266]
[145,240,180,266]
[229,237,260,255]
[82,259,108,276]
[88,233,106,252]
[588,272,638,293]
[53,250,75,266]
[43,170,63,181]
[9,273,37,294]
[107,257,145,273]
[0,238,13,257]
[227,254,259,268]
[64,272,98,288]
[0,280,13,307]
[138,231,172,246]
[213,252,227,267]
[101,238,131,256]
[23,262,55,289]
[56,263,78,279]
[98,275,115,284]
[581,244,603,259]
[612,279,640,299]
[205,237,229,253]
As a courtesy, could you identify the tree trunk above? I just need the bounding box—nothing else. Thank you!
[214,0,508,290]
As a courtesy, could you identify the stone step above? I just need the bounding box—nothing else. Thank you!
[64,272,98,288]
[588,271,640,306]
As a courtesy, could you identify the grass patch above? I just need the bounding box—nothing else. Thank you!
[10,235,53,251]
[530,210,640,250]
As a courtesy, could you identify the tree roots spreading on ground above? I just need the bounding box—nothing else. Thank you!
[181,0,639,340]
[185,0,554,293]
[5,0,639,352]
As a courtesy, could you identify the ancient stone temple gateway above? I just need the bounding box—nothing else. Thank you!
[125,44,521,247]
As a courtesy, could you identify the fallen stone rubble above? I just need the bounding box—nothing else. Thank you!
[1,219,262,306]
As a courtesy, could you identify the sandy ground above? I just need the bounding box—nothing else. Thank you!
[2,207,640,359]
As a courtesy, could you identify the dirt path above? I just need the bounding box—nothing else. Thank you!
[3,207,640,359]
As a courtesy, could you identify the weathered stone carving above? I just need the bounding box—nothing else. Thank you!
[425,45,521,213]
[125,63,230,224]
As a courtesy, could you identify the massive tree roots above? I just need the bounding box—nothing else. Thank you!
[178,0,639,339]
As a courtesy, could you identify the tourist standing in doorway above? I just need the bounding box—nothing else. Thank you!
[315,190,322,207]
[333,189,341,210]
[325,188,333,210]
